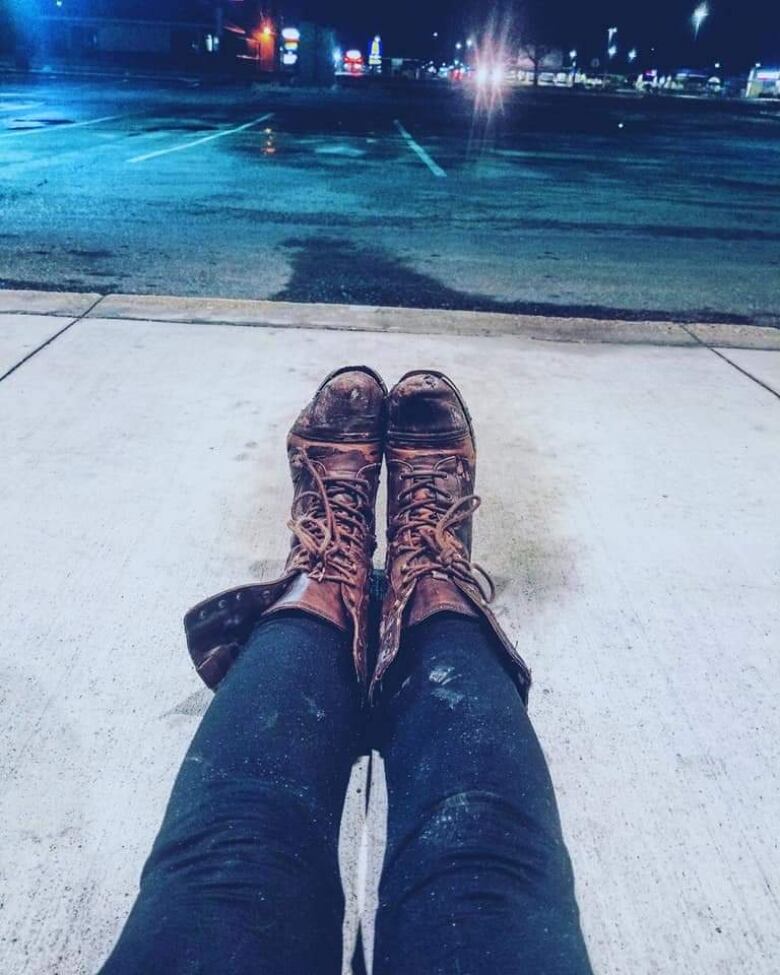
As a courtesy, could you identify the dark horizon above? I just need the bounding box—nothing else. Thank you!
[293,0,779,71]
[4,1,779,71]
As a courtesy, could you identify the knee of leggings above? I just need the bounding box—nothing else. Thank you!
[398,789,574,898]
[142,782,338,893]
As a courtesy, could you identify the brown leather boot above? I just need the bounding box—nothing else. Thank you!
[372,370,531,701]
[184,365,386,690]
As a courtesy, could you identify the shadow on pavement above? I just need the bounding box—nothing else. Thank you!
[272,235,754,325]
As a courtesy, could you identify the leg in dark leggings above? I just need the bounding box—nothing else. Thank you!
[101,614,362,975]
[373,614,593,975]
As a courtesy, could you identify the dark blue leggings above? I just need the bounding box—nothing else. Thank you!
[100,613,592,975]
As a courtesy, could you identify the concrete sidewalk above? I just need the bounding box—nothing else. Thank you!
[1,291,778,974]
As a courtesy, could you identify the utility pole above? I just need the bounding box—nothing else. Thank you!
[215,3,224,48]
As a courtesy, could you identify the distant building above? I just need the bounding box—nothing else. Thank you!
[515,47,566,86]
[18,0,221,63]
[10,2,336,80]
[746,66,780,98]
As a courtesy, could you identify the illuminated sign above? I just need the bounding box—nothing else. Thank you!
[369,35,382,67]
[281,25,299,62]
[344,50,363,74]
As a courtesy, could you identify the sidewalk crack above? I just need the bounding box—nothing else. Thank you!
[0,294,104,385]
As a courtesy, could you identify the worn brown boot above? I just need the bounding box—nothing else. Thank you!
[372,370,531,701]
[184,366,386,690]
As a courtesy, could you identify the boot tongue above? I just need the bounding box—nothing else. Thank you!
[303,442,377,473]
[405,464,451,522]
[406,575,479,626]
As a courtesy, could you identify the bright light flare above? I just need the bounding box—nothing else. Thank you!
[464,21,512,120]
[692,3,709,38]
[474,63,504,90]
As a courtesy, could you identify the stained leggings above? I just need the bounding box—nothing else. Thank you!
[100,612,592,975]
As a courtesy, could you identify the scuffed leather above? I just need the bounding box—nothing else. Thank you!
[184,576,297,689]
[373,372,531,703]
[405,574,479,626]
[184,367,385,690]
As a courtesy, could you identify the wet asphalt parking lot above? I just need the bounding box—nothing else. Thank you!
[1,75,779,324]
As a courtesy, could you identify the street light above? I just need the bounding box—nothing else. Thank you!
[692,3,709,40]
[569,49,577,61]
[455,42,462,50]
[608,45,618,60]
[466,38,474,48]
[628,48,637,63]
[608,27,618,44]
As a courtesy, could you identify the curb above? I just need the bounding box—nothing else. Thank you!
[2,288,779,351]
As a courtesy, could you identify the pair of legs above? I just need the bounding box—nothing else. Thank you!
[101,609,592,974]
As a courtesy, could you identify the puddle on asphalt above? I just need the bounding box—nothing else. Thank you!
[7,118,73,130]
[315,144,367,157]
[226,128,403,168]
[0,101,40,112]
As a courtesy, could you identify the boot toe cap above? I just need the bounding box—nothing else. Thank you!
[388,371,471,440]
[293,366,386,441]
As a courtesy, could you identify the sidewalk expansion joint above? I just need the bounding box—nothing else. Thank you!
[0,294,105,385]
[681,325,780,402]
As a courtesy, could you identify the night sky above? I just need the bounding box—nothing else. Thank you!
[3,1,778,72]
[293,0,780,71]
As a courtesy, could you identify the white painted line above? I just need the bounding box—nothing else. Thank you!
[0,114,122,139]
[394,119,446,177]
[128,112,274,164]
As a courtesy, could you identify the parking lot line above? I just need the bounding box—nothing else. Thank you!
[128,113,275,164]
[394,119,447,178]
[0,114,123,139]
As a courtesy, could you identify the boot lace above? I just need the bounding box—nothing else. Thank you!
[287,449,373,586]
[390,465,495,602]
